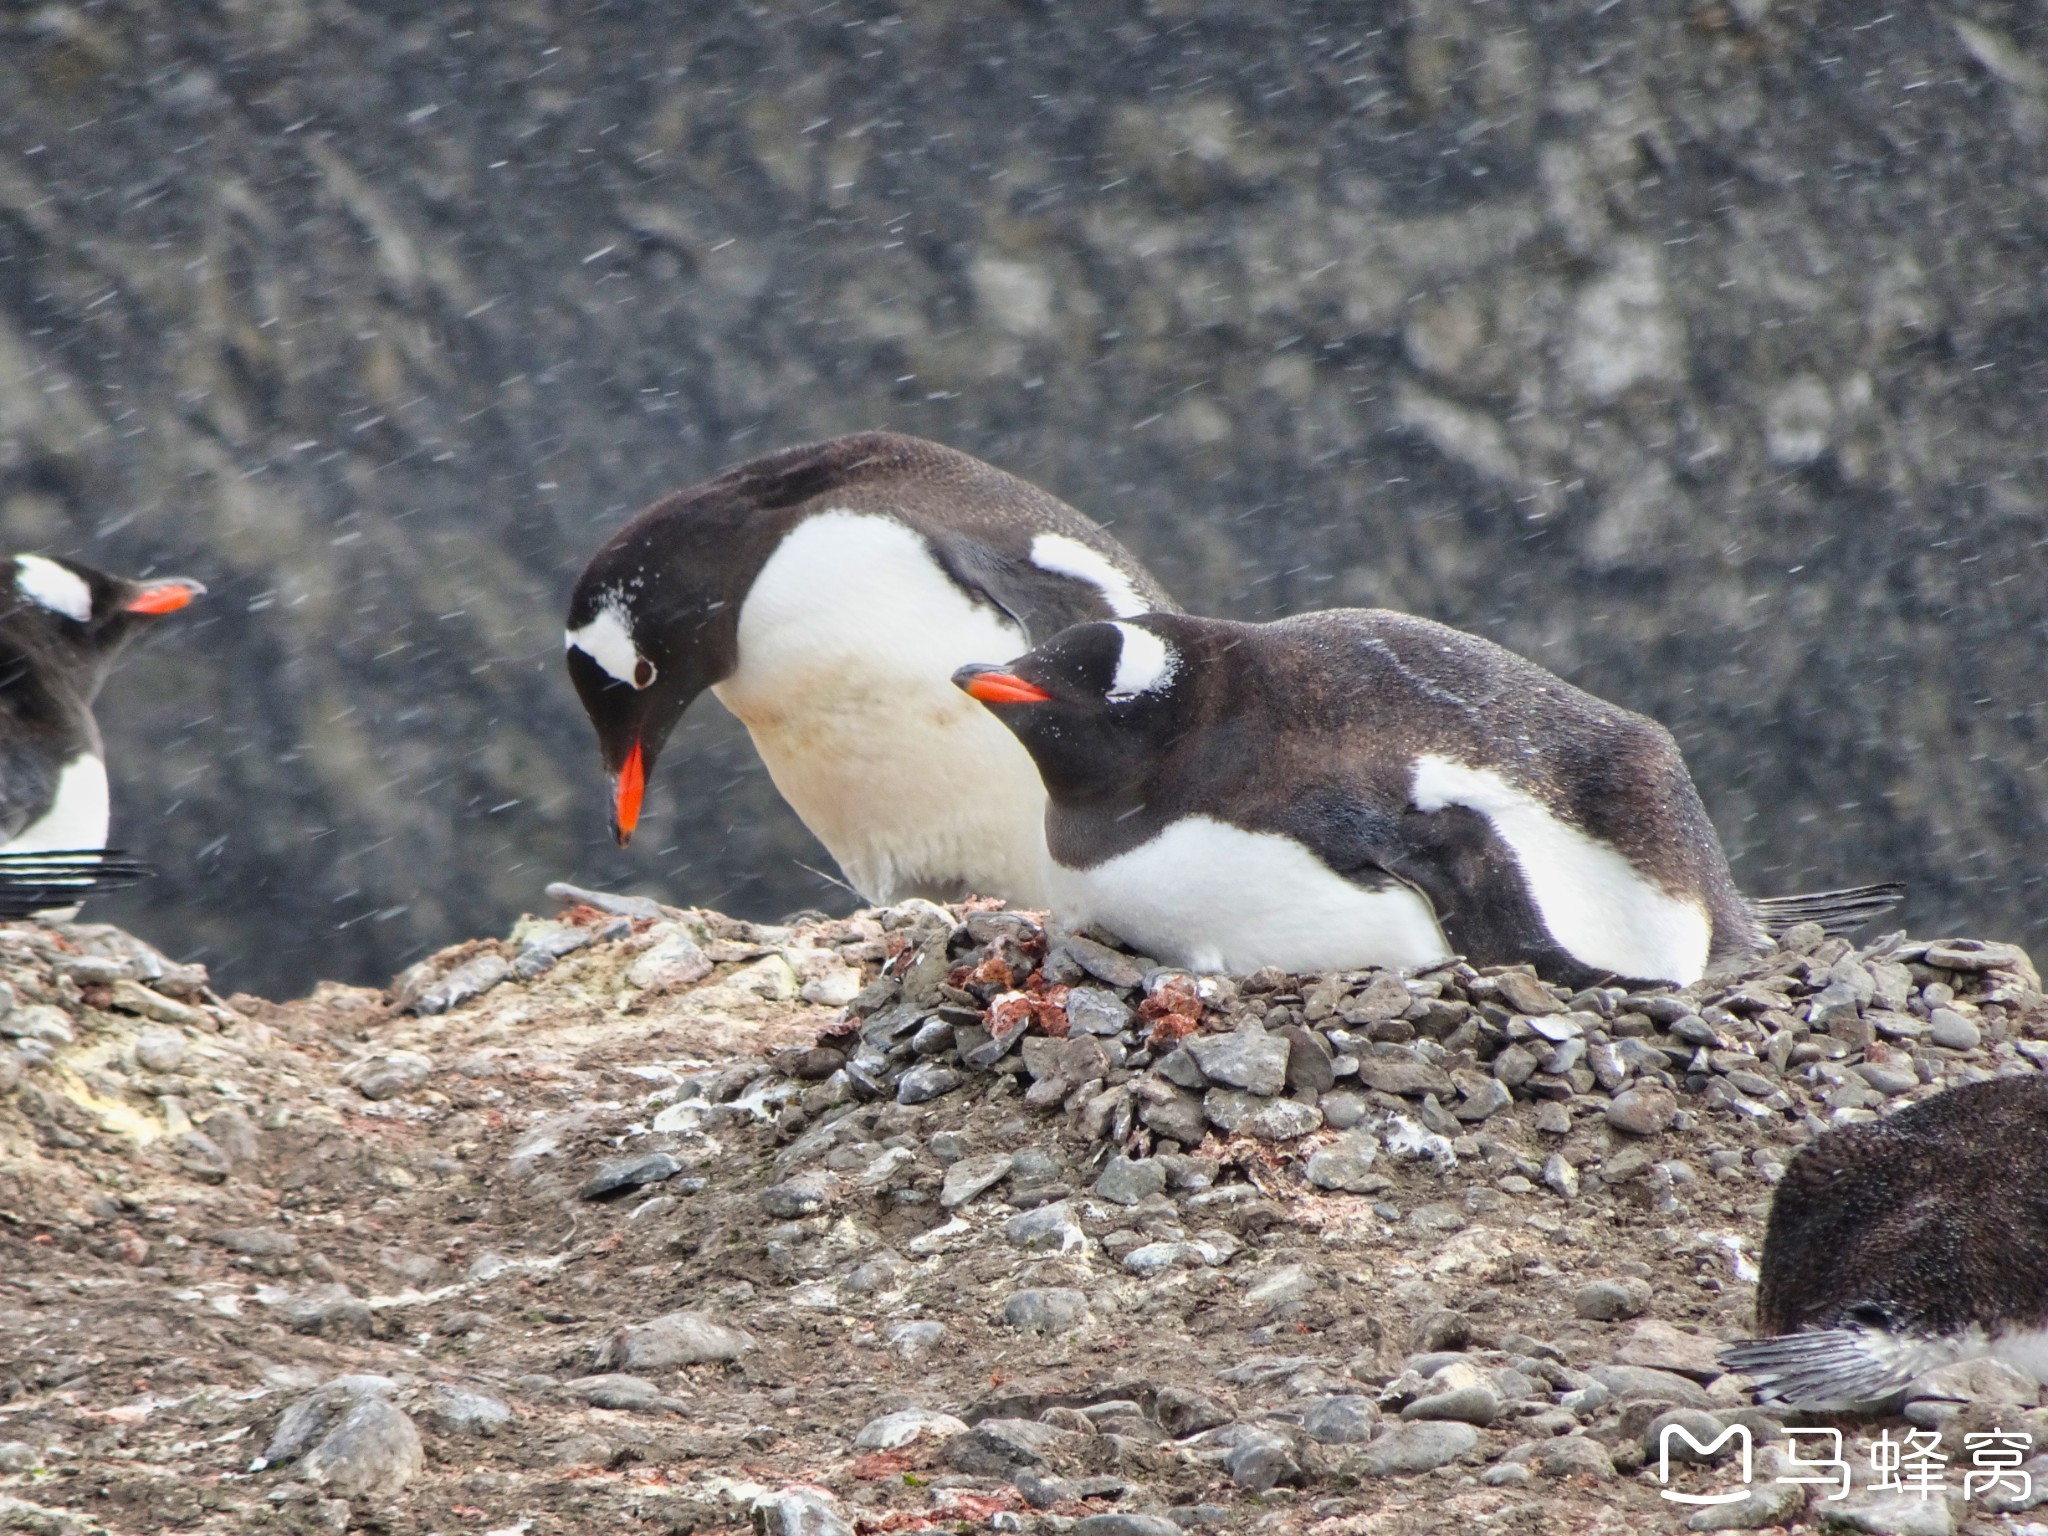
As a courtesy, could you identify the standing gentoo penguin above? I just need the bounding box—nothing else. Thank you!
[1722,1074,2048,1409]
[564,432,1176,907]
[954,609,1901,986]
[0,554,204,914]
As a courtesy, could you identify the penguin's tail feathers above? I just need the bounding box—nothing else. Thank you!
[1749,882,1907,939]
[0,848,153,919]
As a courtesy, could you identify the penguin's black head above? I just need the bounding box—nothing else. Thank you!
[565,552,731,847]
[3,554,205,693]
[953,617,1190,802]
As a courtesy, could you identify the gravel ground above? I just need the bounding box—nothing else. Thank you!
[3,893,2047,1536]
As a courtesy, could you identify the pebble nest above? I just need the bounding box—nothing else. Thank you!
[1,892,2046,1536]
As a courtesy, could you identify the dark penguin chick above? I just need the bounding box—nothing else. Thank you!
[954,610,1899,986]
[0,554,203,911]
[564,432,1175,908]
[1722,1074,2048,1410]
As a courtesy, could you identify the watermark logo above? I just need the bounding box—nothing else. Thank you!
[1657,1422,1752,1506]
[1656,1421,2031,1507]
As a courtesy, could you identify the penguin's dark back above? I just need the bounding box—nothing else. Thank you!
[1756,1073,2048,1336]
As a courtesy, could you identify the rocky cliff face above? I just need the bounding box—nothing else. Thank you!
[1,1,2043,995]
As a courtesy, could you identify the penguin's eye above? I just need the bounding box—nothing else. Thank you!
[632,656,657,690]
[1845,1302,1890,1329]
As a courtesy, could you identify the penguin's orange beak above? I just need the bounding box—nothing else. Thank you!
[611,741,645,845]
[124,578,206,615]
[955,668,1051,705]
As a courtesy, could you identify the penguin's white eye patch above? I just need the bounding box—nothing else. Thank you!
[14,555,92,623]
[1029,533,1150,618]
[1107,622,1177,701]
[565,600,653,690]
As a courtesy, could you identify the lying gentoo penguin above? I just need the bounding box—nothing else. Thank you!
[564,432,1176,906]
[953,609,1901,985]
[1722,1074,2048,1410]
[0,554,205,911]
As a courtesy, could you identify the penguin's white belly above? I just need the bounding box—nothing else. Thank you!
[3,754,109,854]
[1048,815,1452,974]
[715,508,1053,907]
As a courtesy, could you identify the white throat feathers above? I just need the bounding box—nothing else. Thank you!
[713,509,1052,906]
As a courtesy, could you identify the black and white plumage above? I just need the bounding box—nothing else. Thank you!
[0,554,203,913]
[564,432,1176,907]
[1722,1074,2048,1410]
[955,609,1900,987]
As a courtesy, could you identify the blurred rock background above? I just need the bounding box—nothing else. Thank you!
[1,1,2043,997]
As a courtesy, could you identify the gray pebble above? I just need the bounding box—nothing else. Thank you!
[1001,1287,1091,1334]
[216,1225,298,1258]
[560,1374,661,1409]
[1400,1376,1500,1426]
[1540,1155,1572,1204]
[346,1051,433,1102]
[0,1442,40,1473]
[1495,972,1562,1015]
[1574,1277,1652,1321]
[1606,1086,1677,1136]
[134,1027,186,1074]
[944,1418,1067,1474]
[1223,1432,1301,1490]
[1094,1154,1167,1205]
[419,1385,513,1437]
[854,1408,970,1450]
[1058,934,1149,989]
[410,954,512,1015]
[265,1376,418,1500]
[283,1285,372,1338]
[607,1310,753,1369]
[1242,1098,1323,1140]
[1073,1517,1183,1536]
[939,1152,1013,1209]
[5,1005,73,1046]
[1306,1130,1381,1193]
[1186,1028,1290,1096]
[1348,1420,1480,1475]
[1302,1395,1379,1444]
[753,1485,855,1536]
[1004,1201,1083,1252]
[1853,1061,1920,1097]
[887,1320,945,1360]
[624,930,711,990]
[1505,1435,1615,1480]
[760,1171,835,1218]
[1320,1089,1371,1130]
[1357,1052,1455,1100]
[1154,1385,1231,1437]
[1156,1047,1209,1090]
[1065,987,1134,1037]
[895,1062,964,1104]
[1139,1085,1208,1145]
[1587,1364,1711,1408]
[581,1152,681,1201]
[546,881,662,919]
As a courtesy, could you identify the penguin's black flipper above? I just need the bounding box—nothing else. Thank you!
[1748,882,1906,938]
[0,849,153,919]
